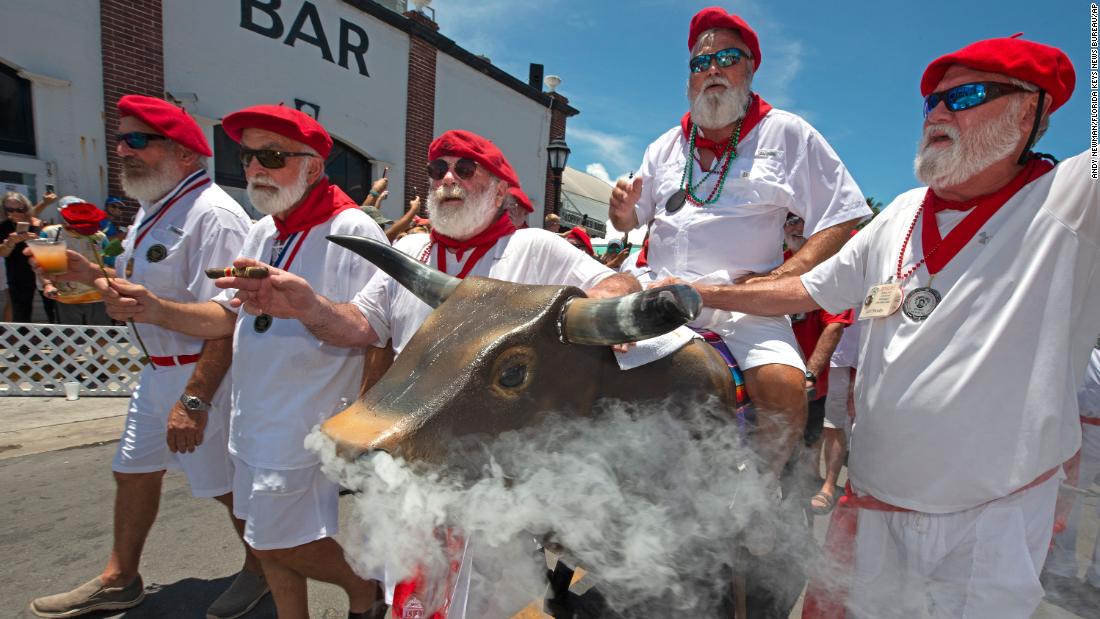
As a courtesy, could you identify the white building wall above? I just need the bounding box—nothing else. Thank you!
[1,0,106,222]
[162,0,410,212]
[434,54,550,227]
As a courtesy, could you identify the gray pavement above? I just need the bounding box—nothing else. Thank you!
[1,395,1097,618]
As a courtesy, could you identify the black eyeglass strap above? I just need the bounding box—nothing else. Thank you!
[1017,90,1046,166]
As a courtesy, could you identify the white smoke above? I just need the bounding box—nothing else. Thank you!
[308,397,810,617]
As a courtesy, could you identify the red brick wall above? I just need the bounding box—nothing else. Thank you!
[543,93,570,221]
[100,0,164,221]
[404,12,438,216]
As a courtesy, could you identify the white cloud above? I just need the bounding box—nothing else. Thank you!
[585,163,614,186]
[568,126,638,174]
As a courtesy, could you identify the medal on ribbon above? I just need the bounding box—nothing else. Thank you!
[901,287,941,321]
[253,313,273,333]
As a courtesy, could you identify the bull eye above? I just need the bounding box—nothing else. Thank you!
[499,364,527,388]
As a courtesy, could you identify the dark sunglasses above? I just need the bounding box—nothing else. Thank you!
[426,158,479,181]
[116,132,167,149]
[923,82,1029,117]
[690,47,750,73]
[239,148,315,170]
[784,214,804,226]
[4,206,28,213]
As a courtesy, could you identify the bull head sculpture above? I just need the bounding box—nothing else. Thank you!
[321,235,734,464]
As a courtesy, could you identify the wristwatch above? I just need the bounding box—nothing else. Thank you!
[804,371,817,385]
[179,393,212,413]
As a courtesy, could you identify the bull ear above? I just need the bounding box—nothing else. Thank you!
[559,284,702,345]
[327,235,459,308]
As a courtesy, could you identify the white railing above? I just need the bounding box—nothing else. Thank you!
[0,322,141,397]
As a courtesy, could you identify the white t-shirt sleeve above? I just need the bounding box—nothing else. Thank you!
[530,232,616,290]
[1044,151,1100,247]
[186,208,251,302]
[800,223,873,315]
[352,272,394,347]
[788,125,871,236]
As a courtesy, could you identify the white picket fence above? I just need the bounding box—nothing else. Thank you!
[0,322,142,396]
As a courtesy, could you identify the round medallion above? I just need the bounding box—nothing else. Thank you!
[253,313,273,333]
[125,257,134,278]
[902,287,941,321]
[665,189,687,214]
[146,244,168,263]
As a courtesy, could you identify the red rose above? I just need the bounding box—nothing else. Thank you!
[61,202,108,236]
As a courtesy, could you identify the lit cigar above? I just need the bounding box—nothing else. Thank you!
[204,266,270,279]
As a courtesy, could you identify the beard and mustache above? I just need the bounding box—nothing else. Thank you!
[247,163,313,216]
[687,74,752,129]
[426,181,501,240]
[120,154,189,203]
[914,97,1027,191]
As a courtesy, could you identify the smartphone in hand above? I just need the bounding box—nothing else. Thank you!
[45,183,55,194]
[15,222,29,234]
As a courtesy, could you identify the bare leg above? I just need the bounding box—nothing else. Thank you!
[100,470,165,586]
[743,363,808,477]
[213,492,263,574]
[256,537,384,614]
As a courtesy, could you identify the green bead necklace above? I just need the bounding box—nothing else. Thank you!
[680,120,742,206]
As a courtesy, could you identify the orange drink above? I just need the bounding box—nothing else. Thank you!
[26,238,68,275]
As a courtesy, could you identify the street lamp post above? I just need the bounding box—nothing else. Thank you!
[546,138,570,219]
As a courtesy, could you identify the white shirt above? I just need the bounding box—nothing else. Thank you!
[119,169,251,357]
[802,152,1100,513]
[354,228,615,356]
[829,320,861,369]
[215,208,387,469]
[631,110,870,282]
[1080,346,1100,417]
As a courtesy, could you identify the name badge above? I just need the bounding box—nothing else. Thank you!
[858,283,903,320]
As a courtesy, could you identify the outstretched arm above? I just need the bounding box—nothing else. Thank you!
[656,274,822,317]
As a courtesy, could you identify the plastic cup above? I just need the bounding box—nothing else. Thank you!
[63,381,80,401]
[26,238,68,275]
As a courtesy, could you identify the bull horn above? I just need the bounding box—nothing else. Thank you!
[560,284,702,345]
[327,235,459,308]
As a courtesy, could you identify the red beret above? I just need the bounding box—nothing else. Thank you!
[117,95,212,157]
[508,187,533,213]
[428,130,521,189]
[921,34,1075,113]
[688,7,761,70]
[565,226,594,256]
[221,104,333,158]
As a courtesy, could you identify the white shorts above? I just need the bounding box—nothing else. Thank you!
[112,363,233,498]
[849,474,1060,618]
[824,365,855,437]
[693,309,805,371]
[231,456,339,551]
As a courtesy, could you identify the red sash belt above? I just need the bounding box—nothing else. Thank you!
[1081,415,1100,426]
[802,465,1060,618]
[148,354,201,367]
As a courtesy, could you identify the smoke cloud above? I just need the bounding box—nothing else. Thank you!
[307,396,829,617]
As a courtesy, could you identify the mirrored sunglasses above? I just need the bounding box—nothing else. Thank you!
[116,132,167,150]
[690,47,750,73]
[923,82,1029,118]
[426,158,479,181]
[239,148,315,170]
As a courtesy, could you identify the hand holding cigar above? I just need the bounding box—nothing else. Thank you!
[205,266,270,279]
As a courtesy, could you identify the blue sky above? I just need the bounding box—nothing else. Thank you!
[431,0,1091,205]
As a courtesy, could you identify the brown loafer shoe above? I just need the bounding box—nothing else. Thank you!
[206,570,270,619]
[30,575,144,618]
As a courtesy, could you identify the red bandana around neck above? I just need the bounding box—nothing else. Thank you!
[680,93,774,157]
[920,157,1054,274]
[430,212,517,279]
[273,178,360,241]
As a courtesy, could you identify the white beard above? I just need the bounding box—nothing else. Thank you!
[427,183,500,240]
[247,164,312,216]
[120,156,187,203]
[914,99,1025,190]
[688,75,752,129]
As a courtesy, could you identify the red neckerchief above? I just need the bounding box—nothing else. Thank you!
[680,93,774,157]
[273,178,360,241]
[635,236,650,268]
[919,158,1054,274]
[429,212,516,279]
